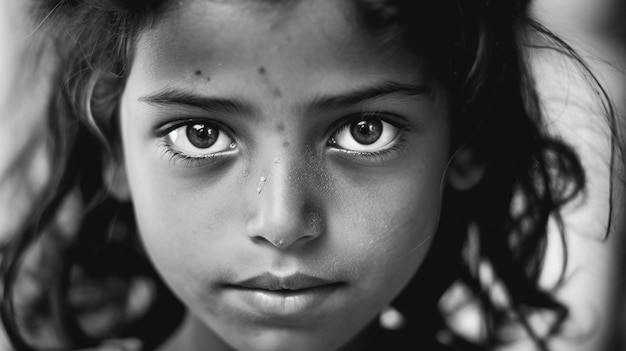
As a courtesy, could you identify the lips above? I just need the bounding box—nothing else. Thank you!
[223,272,345,319]
[231,272,340,291]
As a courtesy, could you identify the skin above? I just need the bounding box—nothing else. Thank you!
[118,0,468,350]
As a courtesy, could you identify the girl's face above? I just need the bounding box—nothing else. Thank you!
[119,0,454,350]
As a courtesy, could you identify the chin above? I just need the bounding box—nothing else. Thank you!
[229,328,349,351]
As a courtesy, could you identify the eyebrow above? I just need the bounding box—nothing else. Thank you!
[138,81,431,116]
[139,88,256,116]
[304,81,432,114]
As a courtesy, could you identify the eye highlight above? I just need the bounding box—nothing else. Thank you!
[164,121,236,158]
[329,117,400,153]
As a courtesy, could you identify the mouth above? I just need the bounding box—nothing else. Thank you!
[229,272,343,291]
[223,272,346,318]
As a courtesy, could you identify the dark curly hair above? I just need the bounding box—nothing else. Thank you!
[0,0,613,350]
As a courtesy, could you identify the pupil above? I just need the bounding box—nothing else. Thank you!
[351,119,382,145]
[186,124,218,148]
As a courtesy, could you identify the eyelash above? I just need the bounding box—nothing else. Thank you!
[157,140,226,168]
[329,135,409,166]
[156,115,409,167]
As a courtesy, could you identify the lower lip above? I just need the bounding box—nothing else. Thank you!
[227,284,343,319]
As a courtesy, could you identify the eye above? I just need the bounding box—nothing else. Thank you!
[165,122,235,157]
[329,117,400,152]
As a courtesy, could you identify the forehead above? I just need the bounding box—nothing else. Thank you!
[136,0,419,70]
[201,0,301,10]
[129,0,427,104]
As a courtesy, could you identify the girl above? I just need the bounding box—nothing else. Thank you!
[0,0,611,350]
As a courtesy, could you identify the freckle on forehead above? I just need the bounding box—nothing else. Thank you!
[282,141,290,148]
[257,66,282,98]
[195,70,202,76]
[276,122,285,132]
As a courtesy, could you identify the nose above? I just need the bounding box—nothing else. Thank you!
[245,156,324,249]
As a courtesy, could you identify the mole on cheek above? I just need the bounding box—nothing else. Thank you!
[276,122,285,133]
[282,141,290,148]
[195,70,202,76]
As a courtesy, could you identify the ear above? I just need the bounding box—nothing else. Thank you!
[103,152,131,201]
[446,146,485,191]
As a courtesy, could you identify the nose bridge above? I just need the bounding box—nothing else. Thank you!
[245,148,323,249]
[265,156,303,226]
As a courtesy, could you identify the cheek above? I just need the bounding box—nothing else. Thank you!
[331,149,445,255]
[326,159,445,300]
[121,134,244,300]
[129,173,238,261]
[128,173,253,319]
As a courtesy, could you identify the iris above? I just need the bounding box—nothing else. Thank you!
[186,123,218,148]
[351,119,383,145]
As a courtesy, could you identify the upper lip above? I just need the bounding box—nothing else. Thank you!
[230,272,339,291]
